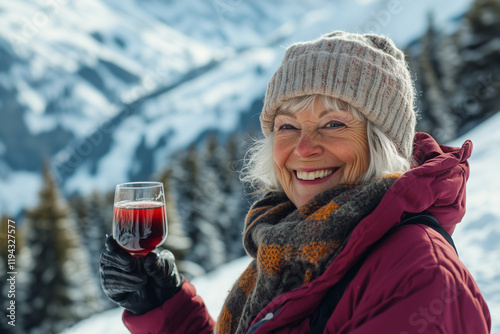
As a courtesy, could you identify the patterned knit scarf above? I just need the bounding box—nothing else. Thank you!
[216,175,399,334]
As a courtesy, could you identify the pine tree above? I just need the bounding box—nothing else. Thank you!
[228,132,253,257]
[173,144,226,273]
[418,11,458,142]
[453,0,500,127]
[206,133,247,262]
[173,144,203,236]
[157,168,192,264]
[19,163,104,333]
[407,0,500,138]
[163,133,253,273]
[84,191,112,279]
[466,0,500,35]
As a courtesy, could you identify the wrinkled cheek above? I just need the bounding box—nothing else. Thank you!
[273,142,289,176]
[273,138,297,193]
[274,162,292,188]
[345,153,369,182]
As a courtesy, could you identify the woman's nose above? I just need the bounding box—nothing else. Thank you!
[294,132,323,158]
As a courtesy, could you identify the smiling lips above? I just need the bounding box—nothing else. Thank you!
[296,168,338,181]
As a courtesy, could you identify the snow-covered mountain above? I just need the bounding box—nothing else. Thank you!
[0,0,476,218]
[63,109,500,334]
[0,0,222,215]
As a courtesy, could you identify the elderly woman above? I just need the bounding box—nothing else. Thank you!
[100,31,491,333]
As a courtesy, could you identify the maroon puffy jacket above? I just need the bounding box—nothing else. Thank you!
[123,133,491,333]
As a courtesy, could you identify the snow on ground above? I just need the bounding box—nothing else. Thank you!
[60,307,126,334]
[450,112,500,333]
[64,114,500,333]
[190,256,253,320]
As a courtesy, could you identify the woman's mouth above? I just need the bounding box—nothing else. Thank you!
[295,168,339,182]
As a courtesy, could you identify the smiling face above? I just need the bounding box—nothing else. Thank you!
[273,96,370,208]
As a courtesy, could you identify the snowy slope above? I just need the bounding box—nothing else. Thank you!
[60,307,126,334]
[0,0,221,216]
[451,112,500,332]
[140,0,473,48]
[63,112,500,333]
[0,0,218,133]
[61,47,281,194]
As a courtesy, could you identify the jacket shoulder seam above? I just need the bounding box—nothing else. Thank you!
[398,223,454,273]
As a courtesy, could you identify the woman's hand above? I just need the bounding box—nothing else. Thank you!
[100,235,182,315]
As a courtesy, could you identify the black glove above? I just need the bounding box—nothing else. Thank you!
[100,235,182,315]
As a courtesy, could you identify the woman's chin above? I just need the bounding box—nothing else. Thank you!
[292,182,342,207]
[292,190,324,208]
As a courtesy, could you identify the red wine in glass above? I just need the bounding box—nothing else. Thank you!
[112,182,168,257]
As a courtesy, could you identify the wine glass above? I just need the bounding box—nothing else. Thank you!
[112,182,168,257]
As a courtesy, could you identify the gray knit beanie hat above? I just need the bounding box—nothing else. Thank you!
[260,31,416,160]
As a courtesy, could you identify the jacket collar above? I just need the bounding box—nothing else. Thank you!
[338,132,471,272]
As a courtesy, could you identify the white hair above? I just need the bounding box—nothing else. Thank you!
[241,95,412,193]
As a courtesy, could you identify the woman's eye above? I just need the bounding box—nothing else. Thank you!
[325,121,345,128]
[278,124,297,131]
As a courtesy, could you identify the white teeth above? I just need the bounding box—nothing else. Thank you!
[296,169,334,180]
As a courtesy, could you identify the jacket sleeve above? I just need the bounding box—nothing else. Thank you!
[330,225,491,334]
[122,279,215,334]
